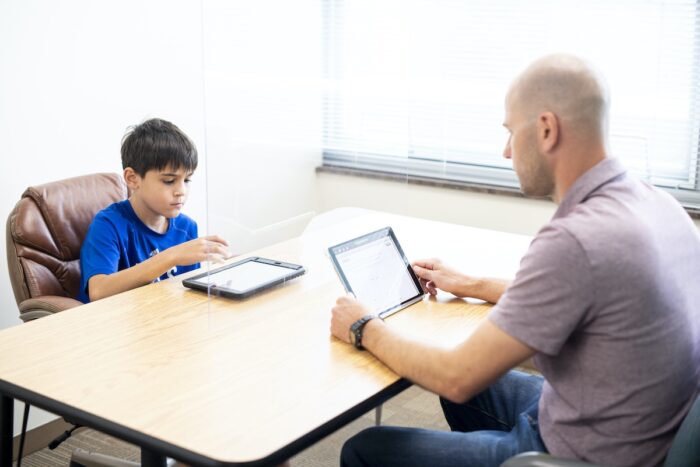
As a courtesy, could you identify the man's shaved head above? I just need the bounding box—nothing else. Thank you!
[507,54,610,141]
[502,55,611,200]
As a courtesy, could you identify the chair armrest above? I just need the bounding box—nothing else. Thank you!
[19,296,83,322]
[501,452,601,467]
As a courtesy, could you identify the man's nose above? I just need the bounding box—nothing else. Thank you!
[503,142,512,159]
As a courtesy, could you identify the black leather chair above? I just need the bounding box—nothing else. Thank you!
[501,394,700,467]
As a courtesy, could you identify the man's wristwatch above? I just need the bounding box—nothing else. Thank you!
[349,314,380,350]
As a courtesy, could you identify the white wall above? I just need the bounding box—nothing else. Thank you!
[0,0,209,435]
[317,173,700,235]
[316,172,556,236]
[0,0,208,325]
[201,0,322,253]
[0,0,322,438]
[315,171,700,235]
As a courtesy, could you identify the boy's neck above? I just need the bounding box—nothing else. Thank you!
[128,197,169,234]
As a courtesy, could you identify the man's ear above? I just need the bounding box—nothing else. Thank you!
[538,111,559,153]
[123,167,141,192]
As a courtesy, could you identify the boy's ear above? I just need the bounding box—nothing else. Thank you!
[123,167,141,191]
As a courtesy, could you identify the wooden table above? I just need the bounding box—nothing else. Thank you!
[0,208,531,466]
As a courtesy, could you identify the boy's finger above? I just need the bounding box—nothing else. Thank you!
[210,247,230,261]
[207,254,226,264]
[203,235,229,246]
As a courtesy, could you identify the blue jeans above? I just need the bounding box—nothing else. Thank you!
[340,370,547,467]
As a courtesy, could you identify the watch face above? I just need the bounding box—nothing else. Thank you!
[348,328,357,346]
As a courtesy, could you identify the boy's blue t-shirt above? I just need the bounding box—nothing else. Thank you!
[78,200,199,303]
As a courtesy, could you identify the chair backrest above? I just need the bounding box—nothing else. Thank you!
[664,394,700,467]
[6,173,127,305]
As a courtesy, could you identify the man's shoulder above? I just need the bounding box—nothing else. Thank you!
[545,179,700,288]
[531,217,585,256]
[557,177,691,245]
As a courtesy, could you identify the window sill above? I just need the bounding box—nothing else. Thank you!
[316,164,700,220]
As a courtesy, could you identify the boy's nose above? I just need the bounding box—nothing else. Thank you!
[174,184,187,196]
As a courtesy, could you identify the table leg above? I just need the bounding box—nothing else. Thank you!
[141,448,166,467]
[0,395,13,467]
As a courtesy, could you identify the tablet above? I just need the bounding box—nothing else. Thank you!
[182,257,305,299]
[328,227,425,318]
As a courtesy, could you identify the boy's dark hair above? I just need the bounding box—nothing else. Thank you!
[121,118,198,176]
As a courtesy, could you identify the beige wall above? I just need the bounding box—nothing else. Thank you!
[315,171,700,235]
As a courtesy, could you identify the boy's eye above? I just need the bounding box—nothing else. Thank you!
[163,179,175,185]
[185,178,192,184]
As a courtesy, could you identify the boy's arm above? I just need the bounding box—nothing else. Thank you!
[88,235,230,302]
[88,250,177,301]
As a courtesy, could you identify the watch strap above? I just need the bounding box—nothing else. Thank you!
[350,314,379,350]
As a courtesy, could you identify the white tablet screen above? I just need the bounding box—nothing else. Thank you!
[334,234,420,314]
[194,261,293,292]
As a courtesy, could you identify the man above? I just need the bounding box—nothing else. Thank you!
[331,54,700,467]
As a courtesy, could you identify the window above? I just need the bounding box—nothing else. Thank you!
[322,0,700,208]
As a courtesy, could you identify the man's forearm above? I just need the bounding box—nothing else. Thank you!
[361,319,473,402]
[359,315,533,404]
[463,277,511,303]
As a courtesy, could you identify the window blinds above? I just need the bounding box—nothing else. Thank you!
[322,0,700,207]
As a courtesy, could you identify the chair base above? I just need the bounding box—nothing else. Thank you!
[70,449,139,467]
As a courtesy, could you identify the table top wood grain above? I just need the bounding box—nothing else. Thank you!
[0,208,531,465]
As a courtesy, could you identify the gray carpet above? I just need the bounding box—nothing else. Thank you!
[15,386,449,466]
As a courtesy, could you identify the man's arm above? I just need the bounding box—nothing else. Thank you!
[88,235,230,301]
[330,296,535,403]
[412,259,510,304]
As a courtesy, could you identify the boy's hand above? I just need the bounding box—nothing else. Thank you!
[168,235,231,266]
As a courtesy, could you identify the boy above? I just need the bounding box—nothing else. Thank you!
[78,118,230,303]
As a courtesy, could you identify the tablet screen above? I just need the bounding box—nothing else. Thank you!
[191,260,294,292]
[330,228,423,316]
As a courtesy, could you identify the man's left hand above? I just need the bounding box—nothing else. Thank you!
[331,295,370,344]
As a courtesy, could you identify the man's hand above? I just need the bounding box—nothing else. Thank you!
[412,258,472,297]
[413,258,510,304]
[167,235,231,266]
[331,295,371,344]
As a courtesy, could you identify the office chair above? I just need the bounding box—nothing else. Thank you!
[501,394,700,467]
[6,173,141,466]
[7,173,127,322]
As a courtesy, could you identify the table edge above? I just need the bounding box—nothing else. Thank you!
[0,377,412,466]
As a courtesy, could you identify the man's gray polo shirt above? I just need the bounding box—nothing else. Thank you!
[490,158,700,466]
